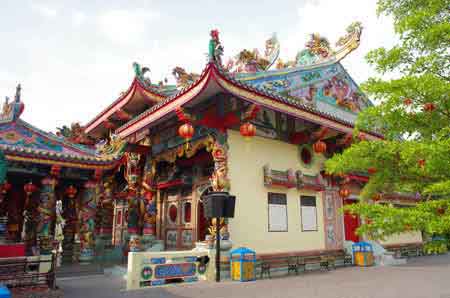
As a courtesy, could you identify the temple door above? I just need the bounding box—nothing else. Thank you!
[163,187,194,250]
[343,199,360,242]
[195,183,212,242]
[112,200,128,246]
[197,201,208,242]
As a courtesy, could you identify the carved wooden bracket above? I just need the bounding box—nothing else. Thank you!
[263,164,296,188]
[263,164,326,190]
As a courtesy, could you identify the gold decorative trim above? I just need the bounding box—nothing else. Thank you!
[6,155,117,170]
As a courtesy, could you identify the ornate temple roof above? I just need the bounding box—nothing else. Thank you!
[0,85,121,170]
[84,64,176,136]
[85,22,380,141]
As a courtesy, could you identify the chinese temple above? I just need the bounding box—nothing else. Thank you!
[84,21,420,257]
[0,22,422,272]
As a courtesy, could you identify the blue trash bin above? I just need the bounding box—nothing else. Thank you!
[352,242,374,266]
[0,285,11,298]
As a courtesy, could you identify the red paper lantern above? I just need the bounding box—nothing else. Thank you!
[23,181,38,196]
[403,98,413,105]
[368,167,377,175]
[339,187,350,198]
[418,159,426,168]
[313,140,327,154]
[437,207,445,215]
[240,122,256,138]
[94,169,103,181]
[50,165,61,177]
[2,181,11,194]
[424,103,435,112]
[178,123,194,140]
[372,193,382,202]
[65,185,78,199]
[115,109,131,121]
[103,120,115,129]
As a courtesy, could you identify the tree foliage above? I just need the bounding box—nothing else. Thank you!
[325,0,450,240]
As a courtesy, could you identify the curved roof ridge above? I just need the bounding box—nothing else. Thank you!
[17,119,97,156]
[84,76,168,133]
[116,63,214,134]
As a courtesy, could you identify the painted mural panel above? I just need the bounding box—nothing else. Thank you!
[322,190,344,250]
[242,63,370,119]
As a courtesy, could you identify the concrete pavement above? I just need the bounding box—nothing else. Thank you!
[58,255,450,298]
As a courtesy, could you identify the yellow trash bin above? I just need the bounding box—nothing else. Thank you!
[230,247,256,282]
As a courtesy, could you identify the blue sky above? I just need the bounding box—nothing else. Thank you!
[0,0,397,132]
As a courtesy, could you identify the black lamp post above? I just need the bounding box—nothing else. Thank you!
[203,191,235,282]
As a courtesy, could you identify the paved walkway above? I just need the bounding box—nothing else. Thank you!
[58,255,450,298]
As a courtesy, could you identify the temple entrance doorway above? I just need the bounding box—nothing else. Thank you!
[158,148,214,251]
[197,185,212,242]
[343,199,360,242]
[162,186,194,250]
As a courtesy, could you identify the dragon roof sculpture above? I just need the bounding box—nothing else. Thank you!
[226,22,362,73]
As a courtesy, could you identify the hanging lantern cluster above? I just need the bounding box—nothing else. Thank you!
[65,185,78,198]
[240,122,256,138]
[339,187,350,198]
[1,181,11,194]
[313,140,327,154]
[23,181,38,196]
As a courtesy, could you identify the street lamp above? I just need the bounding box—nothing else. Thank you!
[203,191,235,282]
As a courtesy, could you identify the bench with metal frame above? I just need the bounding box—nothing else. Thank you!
[0,254,56,289]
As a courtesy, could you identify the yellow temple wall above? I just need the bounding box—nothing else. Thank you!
[227,130,326,254]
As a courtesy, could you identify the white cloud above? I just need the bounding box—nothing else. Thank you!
[72,11,86,27]
[97,10,161,45]
[32,4,57,18]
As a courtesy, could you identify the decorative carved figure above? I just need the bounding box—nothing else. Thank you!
[79,181,97,262]
[37,177,57,254]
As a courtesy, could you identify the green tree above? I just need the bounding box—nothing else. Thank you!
[325,0,450,239]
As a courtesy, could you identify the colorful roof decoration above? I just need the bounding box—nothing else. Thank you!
[85,22,379,142]
[0,85,121,169]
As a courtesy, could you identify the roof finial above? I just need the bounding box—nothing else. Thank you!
[209,29,223,66]
[15,84,21,103]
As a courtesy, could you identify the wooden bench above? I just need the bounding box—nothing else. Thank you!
[0,255,56,289]
[258,251,347,279]
[385,243,423,259]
